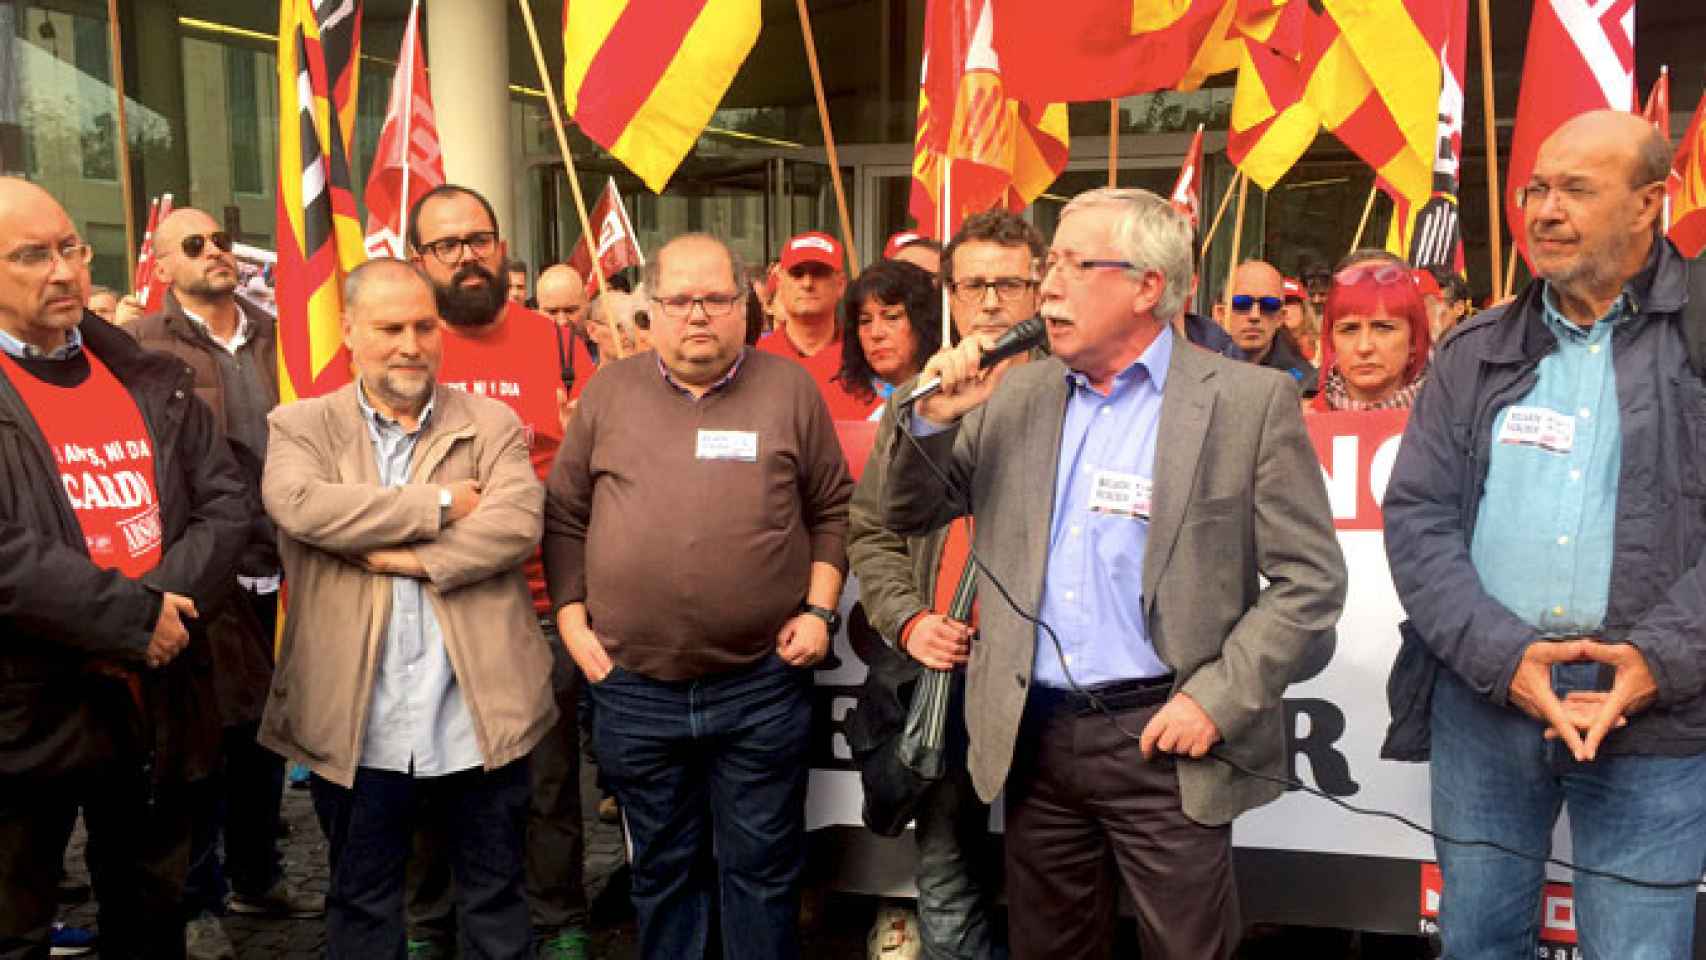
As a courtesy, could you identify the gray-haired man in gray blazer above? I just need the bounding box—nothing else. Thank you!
[884,187,1347,960]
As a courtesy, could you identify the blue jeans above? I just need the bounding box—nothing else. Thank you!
[590,652,812,960]
[310,761,531,960]
[1430,664,1706,959]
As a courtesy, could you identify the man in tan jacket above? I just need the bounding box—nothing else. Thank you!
[260,259,554,960]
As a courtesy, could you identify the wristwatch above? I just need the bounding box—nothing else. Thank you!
[801,603,842,634]
[438,486,453,521]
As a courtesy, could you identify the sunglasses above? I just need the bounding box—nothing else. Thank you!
[1229,294,1283,315]
[1334,263,1409,287]
[180,232,233,258]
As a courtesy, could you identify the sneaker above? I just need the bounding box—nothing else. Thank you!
[536,928,590,960]
[227,878,324,918]
[866,905,921,960]
[49,922,96,958]
[596,795,620,824]
[184,914,235,960]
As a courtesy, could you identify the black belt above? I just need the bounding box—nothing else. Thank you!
[1029,674,1175,717]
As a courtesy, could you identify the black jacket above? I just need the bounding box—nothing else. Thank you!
[0,313,249,782]
[1383,240,1706,758]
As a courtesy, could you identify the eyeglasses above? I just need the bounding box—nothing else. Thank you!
[178,231,232,258]
[418,231,498,266]
[1041,251,1136,283]
[650,293,743,319]
[2,238,94,271]
[1333,263,1409,287]
[946,277,1037,304]
[1229,294,1284,315]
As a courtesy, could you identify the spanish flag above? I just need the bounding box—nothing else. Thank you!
[1671,84,1706,259]
[276,0,365,403]
[562,0,760,194]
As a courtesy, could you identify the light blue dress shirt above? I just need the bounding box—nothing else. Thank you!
[355,383,484,777]
[0,325,82,360]
[1471,287,1622,635]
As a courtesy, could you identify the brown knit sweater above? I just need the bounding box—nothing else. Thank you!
[543,350,853,680]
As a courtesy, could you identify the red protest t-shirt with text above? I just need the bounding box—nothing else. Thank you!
[438,302,594,614]
[756,328,881,422]
[0,350,163,577]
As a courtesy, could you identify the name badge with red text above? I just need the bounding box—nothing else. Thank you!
[1088,469,1152,521]
[1497,406,1576,455]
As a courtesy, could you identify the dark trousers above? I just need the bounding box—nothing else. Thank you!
[184,720,286,913]
[591,653,812,960]
[0,769,193,960]
[311,761,531,960]
[1004,695,1241,960]
[408,625,588,946]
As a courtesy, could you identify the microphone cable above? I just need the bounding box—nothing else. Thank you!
[892,419,1706,894]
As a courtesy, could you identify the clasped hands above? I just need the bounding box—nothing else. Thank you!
[1507,638,1657,762]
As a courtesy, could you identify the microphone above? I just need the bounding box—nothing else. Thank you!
[903,316,1046,406]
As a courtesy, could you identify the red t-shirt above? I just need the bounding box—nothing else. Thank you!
[0,350,163,577]
[438,302,595,614]
[756,327,880,421]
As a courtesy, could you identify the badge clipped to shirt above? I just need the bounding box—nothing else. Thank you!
[695,429,759,462]
[1088,469,1152,521]
[1496,405,1576,455]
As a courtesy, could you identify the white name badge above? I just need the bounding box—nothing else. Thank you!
[1088,469,1153,521]
[1497,405,1576,455]
[695,429,759,462]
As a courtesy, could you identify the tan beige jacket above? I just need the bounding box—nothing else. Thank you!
[258,381,555,787]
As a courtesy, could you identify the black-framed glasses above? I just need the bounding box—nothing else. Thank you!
[1041,251,1136,283]
[946,277,1037,304]
[179,232,232,258]
[1229,294,1284,315]
[418,231,498,266]
[2,238,93,270]
[650,292,743,319]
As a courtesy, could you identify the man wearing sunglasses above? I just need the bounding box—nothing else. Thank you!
[406,185,596,959]
[0,180,251,959]
[128,208,319,953]
[1215,260,1317,396]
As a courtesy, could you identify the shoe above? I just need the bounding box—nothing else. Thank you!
[407,938,450,960]
[866,905,921,960]
[49,923,96,958]
[536,928,590,960]
[227,878,323,918]
[287,763,311,789]
[184,914,235,960]
[596,795,620,824]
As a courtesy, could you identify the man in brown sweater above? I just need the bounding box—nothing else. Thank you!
[543,233,852,960]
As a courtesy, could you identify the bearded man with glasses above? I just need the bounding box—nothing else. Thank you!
[1214,259,1317,396]
[128,208,320,957]
[543,232,853,960]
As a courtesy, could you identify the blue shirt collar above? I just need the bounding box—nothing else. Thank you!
[0,324,82,361]
[1064,325,1173,396]
[657,346,747,399]
[356,378,435,435]
[1540,284,1624,344]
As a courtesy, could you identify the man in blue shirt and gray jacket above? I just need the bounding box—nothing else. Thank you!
[1384,109,1706,959]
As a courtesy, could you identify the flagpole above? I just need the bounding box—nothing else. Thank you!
[796,0,859,274]
[609,177,645,266]
[1223,173,1249,308]
[940,160,952,346]
[1477,0,1504,299]
[1199,167,1242,261]
[106,0,136,288]
[1503,242,1519,300]
[515,0,625,357]
[1108,100,1120,187]
[1349,182,1379,254]
[397,0,419,259]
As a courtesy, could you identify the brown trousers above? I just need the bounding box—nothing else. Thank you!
[1004,697,1241,960]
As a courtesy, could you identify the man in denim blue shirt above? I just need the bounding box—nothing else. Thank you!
[1385,111,1706,959]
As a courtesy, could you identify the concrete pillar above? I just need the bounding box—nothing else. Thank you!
[426,0,514,240]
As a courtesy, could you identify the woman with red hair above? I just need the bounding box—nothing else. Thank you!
[1311,251,1433,412]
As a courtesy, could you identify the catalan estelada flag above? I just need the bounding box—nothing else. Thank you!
[1670,83,1706,259]
[562,0,760,194]
[276,0,365,403]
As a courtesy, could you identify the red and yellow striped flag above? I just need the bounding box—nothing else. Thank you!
[276,0,365,403]
[562,0,760,194]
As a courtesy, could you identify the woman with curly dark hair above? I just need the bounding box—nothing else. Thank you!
[834,259,941,416]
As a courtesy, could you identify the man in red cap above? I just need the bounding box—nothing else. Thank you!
[757,231,876,419]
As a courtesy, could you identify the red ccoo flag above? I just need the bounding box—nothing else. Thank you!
[567,177,645,284]
[1171,123,1205,229]
[1670,84,1706,258]
[1506,0,1635,268]
[363,0,443,260]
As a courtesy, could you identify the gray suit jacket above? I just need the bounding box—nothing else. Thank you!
[884,340,1346,825]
